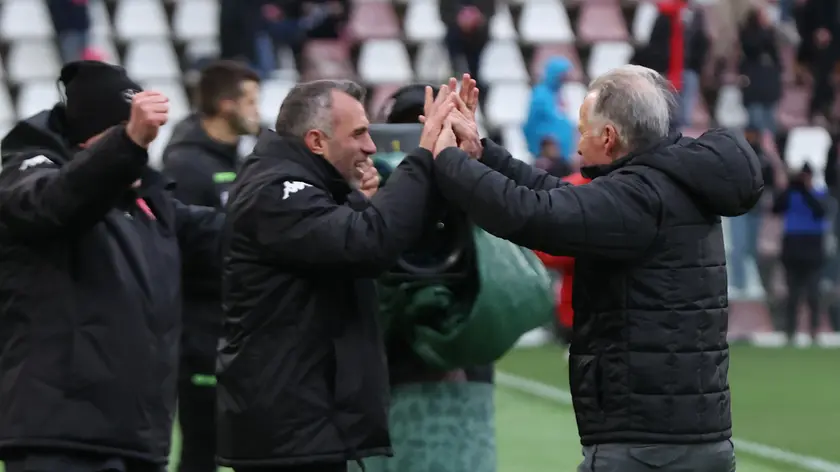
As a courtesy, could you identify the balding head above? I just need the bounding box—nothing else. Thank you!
[577,65,675,165]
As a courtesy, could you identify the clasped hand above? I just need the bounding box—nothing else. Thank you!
[419,74,482,159]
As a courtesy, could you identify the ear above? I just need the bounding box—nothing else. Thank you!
[602,124,620,157]
[218,98,236,114]
[303,129,327,155]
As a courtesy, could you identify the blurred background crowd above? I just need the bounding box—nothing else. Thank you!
[1,0,840,349]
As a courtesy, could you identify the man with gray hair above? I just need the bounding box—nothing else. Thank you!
[430,66,764,471]
[216,79,457,472]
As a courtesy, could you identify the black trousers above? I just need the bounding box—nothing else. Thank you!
[783,260,823,337]
[235,463,347,472]
[177,374,217,472]
[3,452,165,472]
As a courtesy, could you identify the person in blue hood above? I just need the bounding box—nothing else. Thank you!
[523,56,576,160]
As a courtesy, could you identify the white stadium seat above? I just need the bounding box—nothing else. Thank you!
[16,81,61,119]
[124,40,182,80]
[479,41,529,84]
[115,0,170,40]
[414,41,452,83]
[173,0,220,41]
[141,80,191,122]
[714,85,748,129]
[259,79,295,127]
[518,2,574,44]
[358,40,413,85]
[89,35,121,65]
[7,40,61,83]
[489,4,518,41]
[632,1,659,44]
[404,0,445,42]
[485,82,530,127]
[587,41,633,79]
[148,123,175,170]
[785,126,832,188]
[501,125,532,163]
[0,0,53,40]
[0,84,16,125]
[560,82,588,124]
[89,0,113,38]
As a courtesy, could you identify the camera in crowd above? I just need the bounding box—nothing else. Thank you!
[371,84,474,282]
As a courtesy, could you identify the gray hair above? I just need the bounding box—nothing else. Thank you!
[275,79,367,137]
[586,65,675,152]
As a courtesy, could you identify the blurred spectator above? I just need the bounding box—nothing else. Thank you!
[631,0,709,127]
[522,57,576,161]
[729,127,776,298]
[533,137,572,179]
[219,0,263,73]
[440,0,495,105]
[739,7,782,136]
[774,164,828,344]
[47,0,102,63]
[796,0,839,123]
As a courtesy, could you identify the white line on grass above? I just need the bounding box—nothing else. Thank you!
[495,371,840,472]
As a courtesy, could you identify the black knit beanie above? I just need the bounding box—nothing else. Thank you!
[60,61,143,145]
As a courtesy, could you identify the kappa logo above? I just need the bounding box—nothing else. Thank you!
[18,155,52,171]
[282,181,312,200]
[219,191,229,206]
[122,88,139,103]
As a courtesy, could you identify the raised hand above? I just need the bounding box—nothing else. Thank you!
[458,73,479,119]
[434,117,458,158]
[357,158,380,198]
[126,91,169,148]
[419,84,455,153]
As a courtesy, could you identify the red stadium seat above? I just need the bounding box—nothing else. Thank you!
[577,2,629,43]
[301,40,355,81]
[347,2,401,41]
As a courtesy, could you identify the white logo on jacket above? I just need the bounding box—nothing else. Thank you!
[18,155,52,171]
[282,181,312,200]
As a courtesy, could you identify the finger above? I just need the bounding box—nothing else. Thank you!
[434,84,450,108]
[460,74,472,101]
[470,87,479,111]
[418,115,426,123]
[452,92,470,115]
[424,86,433,117]
[448,77,458,93]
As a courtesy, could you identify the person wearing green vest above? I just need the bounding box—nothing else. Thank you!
[351,76,553,472]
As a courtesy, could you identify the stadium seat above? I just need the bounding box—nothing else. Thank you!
[501,125,532,163]
[16,81,60,119]
[632,1,658,44]
[124,40,182,80]
[115,0,171,40]
[489,4,518,41]
[518,1,575,44]
[358,40,413,85]
[141,80,191,122]
[184,38,221,65]
[530,45,585,83]
[578,2,629,43]
[586,41,633,79]
[258,79,295,126]
[89,35,121,65]
[301,40,354,81]
[414,41,452,83]
[479,41,529,84]
[404,0,445,42]
[7,40,61,83]
[0,0,53,40]
[148,123,174,169]
[173,0,219,41]
[348,1,401,41]
[485,82,530,127]
[785,126,832,187]
[713,85,748,129]
[89,0,113,38]
[560,82,588,123]
[0,84,16,126]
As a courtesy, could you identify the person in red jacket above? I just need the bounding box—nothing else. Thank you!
[534,172,590,348]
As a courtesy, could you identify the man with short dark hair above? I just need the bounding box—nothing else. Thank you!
[217,79,456,472]
[162,59,261,472]
[0,60,224,472]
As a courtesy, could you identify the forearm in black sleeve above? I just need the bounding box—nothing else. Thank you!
[434,147,659,259]
[162,151,219,207]
[479,139,568,191]
[175,199,225,281]
[249,148,435,277]
[0,126,147,238]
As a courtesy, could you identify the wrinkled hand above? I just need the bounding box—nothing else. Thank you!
[434,118,458,157]
[357,158,380,198]
[126,91,169,148]
[452,75,482,159]
[419,84,455,153]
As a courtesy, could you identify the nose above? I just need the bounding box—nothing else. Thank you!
[361,134,377,155]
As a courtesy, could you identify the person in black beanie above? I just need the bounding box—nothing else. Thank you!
[0,60,225,472]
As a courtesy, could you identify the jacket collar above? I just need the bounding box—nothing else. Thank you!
[252,129,352,196]
[581,133,683,179]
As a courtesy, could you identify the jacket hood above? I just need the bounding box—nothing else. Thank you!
[542,57,571,90]
[1,106,71,164]
[163,113,239,167]
[633,129,764,217]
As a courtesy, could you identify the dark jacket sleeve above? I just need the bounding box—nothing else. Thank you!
[0,126,147,239]
[162,149,220,208]
[243,148,435,277]
[175,199,225,280]
[434,147,660,259]
[480,138,568,190]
